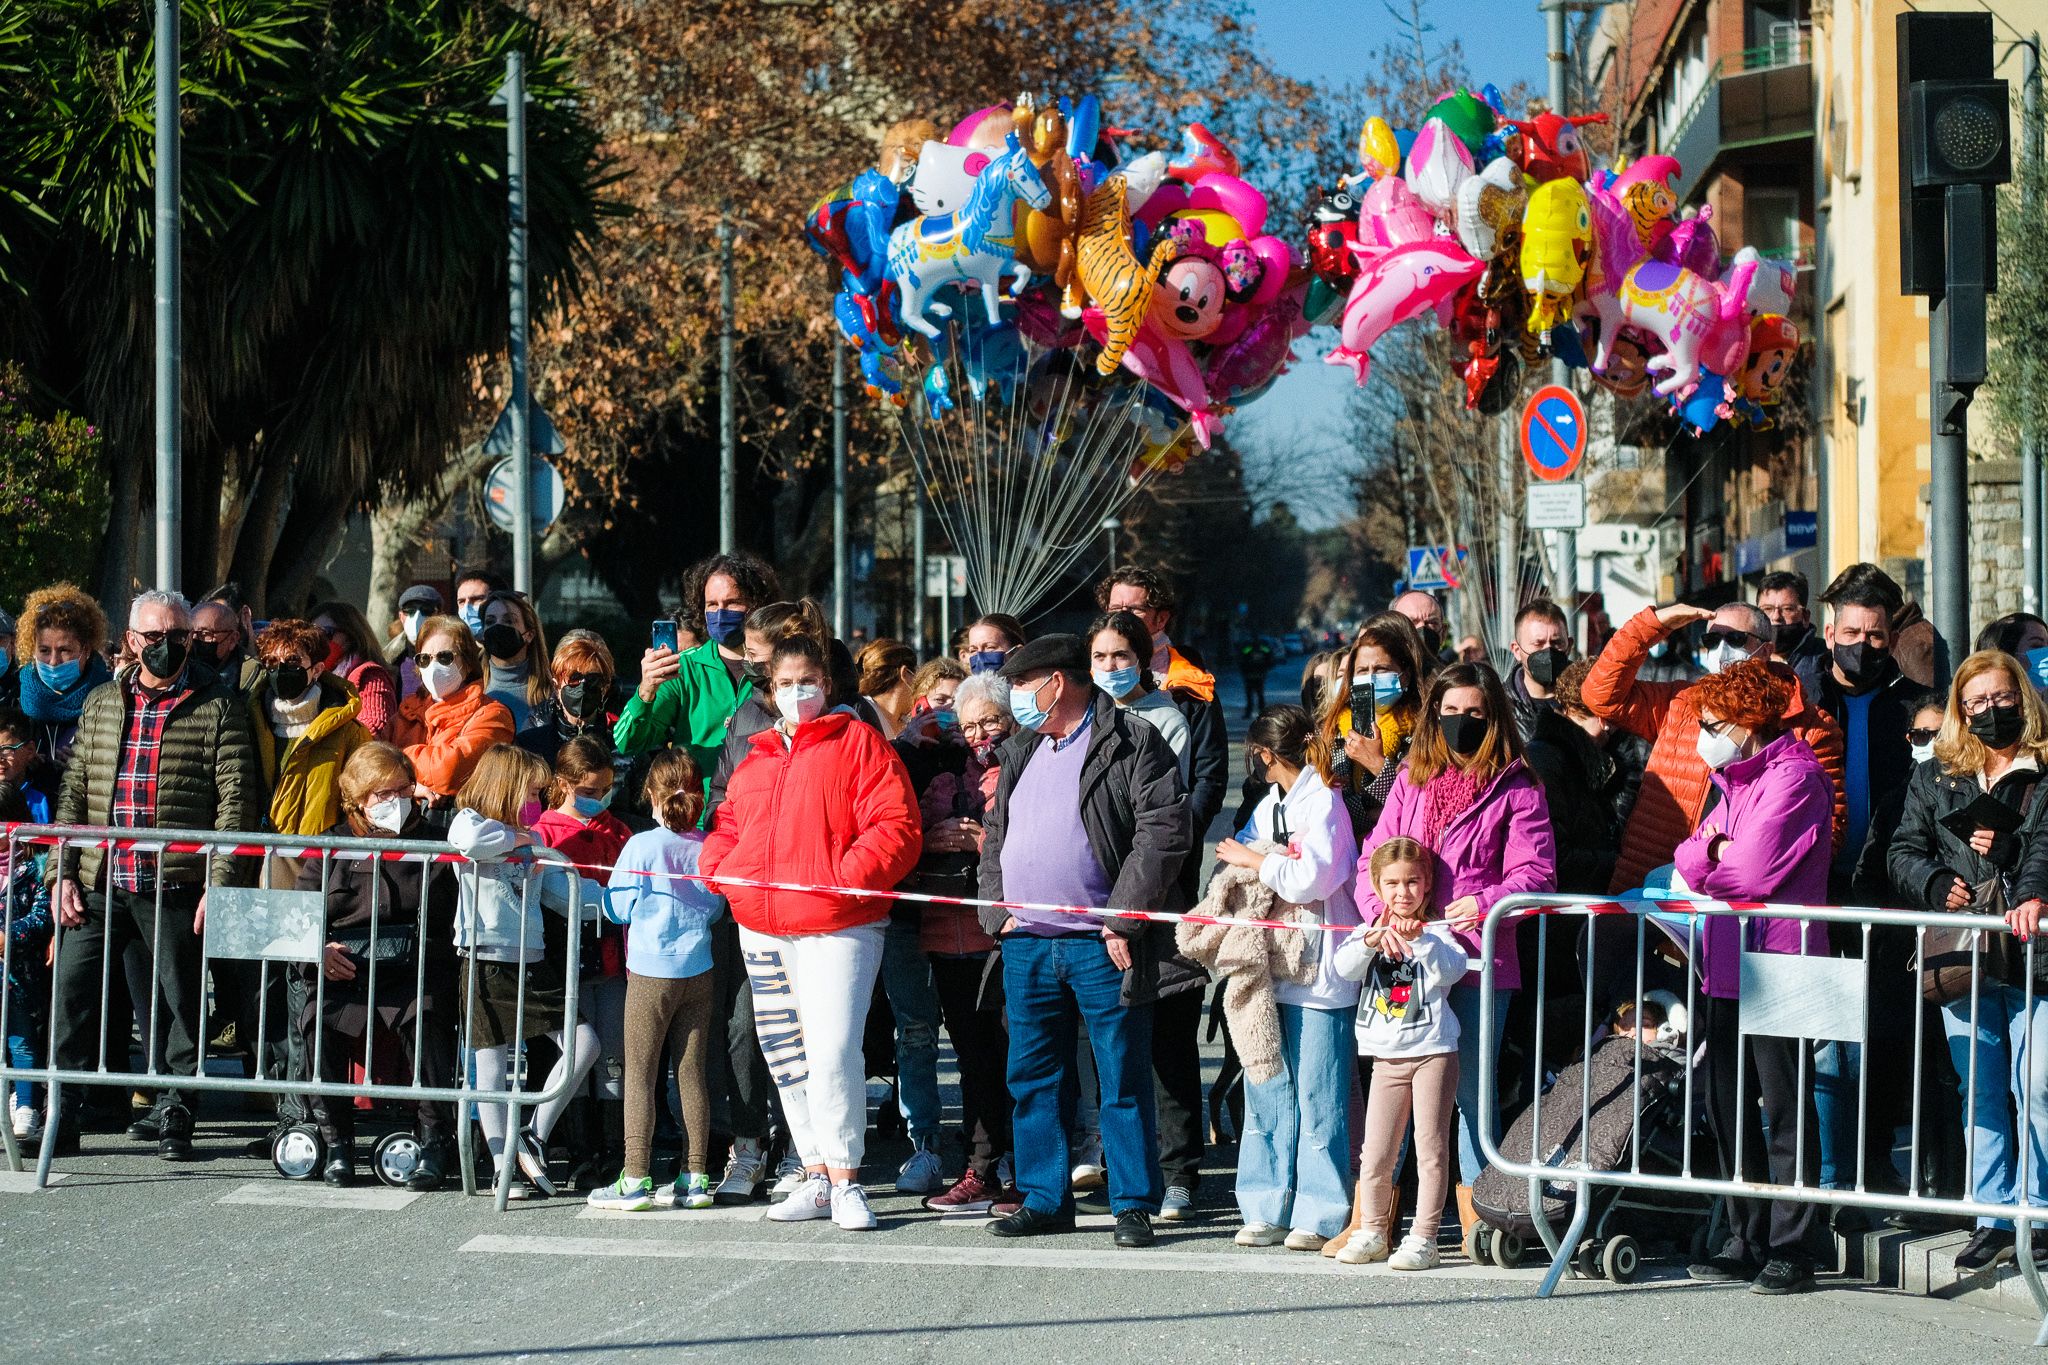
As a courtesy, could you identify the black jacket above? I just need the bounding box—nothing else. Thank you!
[978,690,1192,944]
[1891,760,2048,988]
[1504,663,1559,747]
[705,694,781,827]
[1814,665,1919,888]
[1523,707,1622,895]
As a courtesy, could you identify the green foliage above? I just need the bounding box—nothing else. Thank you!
[1991,142,2048,450]
[0,364,109,605]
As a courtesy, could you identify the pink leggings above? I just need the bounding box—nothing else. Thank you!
[1357,1051,1460,1241]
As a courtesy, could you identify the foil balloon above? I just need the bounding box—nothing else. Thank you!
[1503,111,1610,183]
[1592,255,1759,398]
[1453,157,1526,260]
[1406,119,1476,218]
[1358,176,1438,251]
[1419,89,1499,158]
[1327,238,1485,385]
[1520,178,1591,333]
[1355,116,1403,182]
[887,132,1053,339]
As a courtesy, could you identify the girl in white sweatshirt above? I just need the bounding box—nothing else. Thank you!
[1332,837,1465,1270]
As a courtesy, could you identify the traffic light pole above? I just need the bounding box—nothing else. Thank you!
[1928,294,1970,654]
[153,0,181,592]
[502,51,533,597]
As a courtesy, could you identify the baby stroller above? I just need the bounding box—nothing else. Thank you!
[1471,1016,1713,1283]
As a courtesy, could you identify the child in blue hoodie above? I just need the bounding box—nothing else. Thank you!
[586,750,724,1211]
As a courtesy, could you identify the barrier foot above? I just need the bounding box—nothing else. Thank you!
[1536,1183,1592,1299]
[458,1107,477,1199]
[2019,1217,2048,1347]
[34,1081,60,1189]
[0,1095,20,1174]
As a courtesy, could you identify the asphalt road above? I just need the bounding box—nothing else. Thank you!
[3,652,2039,1361]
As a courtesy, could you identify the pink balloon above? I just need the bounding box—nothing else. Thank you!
[1357,177,1437,251]
[948,104,1013,148]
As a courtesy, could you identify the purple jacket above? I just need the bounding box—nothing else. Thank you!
[1356,758,1557,988]
[1671,730,1832,998]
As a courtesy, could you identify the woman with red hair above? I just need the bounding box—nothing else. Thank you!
[1671,658,1832,1295]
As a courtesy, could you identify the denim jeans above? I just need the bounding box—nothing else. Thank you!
[1941,984,2048,1231]
[1236,1002,1355,1236]
[881,917,942,1143]
[1448,982,1511,1181]
[1003,933,1161,1215]
[1814,1040,1857,1189]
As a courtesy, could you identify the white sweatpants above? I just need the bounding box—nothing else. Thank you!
[739,919,885,1172]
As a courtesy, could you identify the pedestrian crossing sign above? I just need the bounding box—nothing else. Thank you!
[1405,545,1464,591]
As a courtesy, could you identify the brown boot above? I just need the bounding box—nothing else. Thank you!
[1321,1177,1370,1259]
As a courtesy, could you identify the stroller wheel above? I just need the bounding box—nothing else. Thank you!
[1492,1229,1525,1270]
[1463,1223,1492,1266]
[1601,1234,1640,1284]
[373,1131,425,1188]
[1574,1238,1602,1280]
[271,1124,325,1181]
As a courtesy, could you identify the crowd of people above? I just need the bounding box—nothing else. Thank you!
[2,554,2048,1291]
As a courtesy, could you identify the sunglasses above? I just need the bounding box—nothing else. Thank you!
[133,628,192,645]
[0,740,27,756]
[1701,628,1755,651]
[1907,727,1940,746]
[414,650,459,668]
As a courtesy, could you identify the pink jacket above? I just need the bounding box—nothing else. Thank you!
[1671,731,1832,998]
[1356,758,1557,988]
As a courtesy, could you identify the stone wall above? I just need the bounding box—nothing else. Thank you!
[1917,459,2023,635]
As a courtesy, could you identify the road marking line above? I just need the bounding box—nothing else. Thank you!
[218,1180,420,1211]
[577,1203,782,1224]
[461,1232,1542,1279]
[0,1171,67,1193]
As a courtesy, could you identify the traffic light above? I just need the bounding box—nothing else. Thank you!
[1907,80,2014,188]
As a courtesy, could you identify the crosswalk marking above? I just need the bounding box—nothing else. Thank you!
[218,1180,420,1211]
[0,1171,66,1193]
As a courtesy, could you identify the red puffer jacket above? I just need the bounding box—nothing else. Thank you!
[701,710,922,936]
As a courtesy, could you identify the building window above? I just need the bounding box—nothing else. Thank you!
[1654,19,1713,149]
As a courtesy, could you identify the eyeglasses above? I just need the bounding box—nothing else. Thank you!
[133,628,192,645]
[560,671,601,686]
[960,718,1008,738]
[1701,628,1756,651]
[0,741,27,757]
[414,650,459,668]
[190,627,236,643]
[1963,692,2024,717]
[1907,727,1941,746]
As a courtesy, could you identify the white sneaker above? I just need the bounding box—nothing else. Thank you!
[713,1140,765,1205]
[1159,1185,1195,1221]
[1235,1222,1288,1247]
[1284,1229,1328,1252]
[1070,1133,1105,1191]
[1388,1233,1441,1271]
[897,1143,944,1194]
[1336,1229,1390,1265]
[771,1149,806,1196]
[765,1171,832,1222]
[831,1180,879,1231]
[9,1095,39,1141]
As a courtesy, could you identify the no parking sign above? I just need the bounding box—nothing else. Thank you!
[1519,385,1586,483]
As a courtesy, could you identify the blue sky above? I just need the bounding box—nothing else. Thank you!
[1229,0,1549,525]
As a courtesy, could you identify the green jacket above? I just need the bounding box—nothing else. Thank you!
[52,664,264,890]
[611,640,752,785]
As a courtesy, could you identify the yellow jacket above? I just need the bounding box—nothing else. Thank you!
[246,674,370,836]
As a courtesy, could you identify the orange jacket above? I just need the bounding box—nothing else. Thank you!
[1582,607,1846,894]
[396,681,516,798]
[1162,648,1216,703]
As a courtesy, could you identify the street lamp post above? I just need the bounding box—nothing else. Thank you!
[154,0,181,592]
[1102,516,1120,572]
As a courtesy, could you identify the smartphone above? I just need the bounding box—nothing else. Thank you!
[650,619,678,654]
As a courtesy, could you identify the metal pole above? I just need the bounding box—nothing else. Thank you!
[2025,38,2043,615]
[153,0,181,592]
[1496,418,1518,652]
[503,51,533,597]
[1545,0,1579,635]
[832,339,849,640]
[911,479,927,656]
[1929,295,1970,651]
[718,205,737,555]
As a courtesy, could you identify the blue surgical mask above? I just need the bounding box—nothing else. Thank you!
[967,649,1007,675]
[930,708,959,732]
[1092,665,1141,699]
[704,608,746,649]
[1010,676,1055,732]
[572,790,614,818]
[459,604,484,634]
[36,658,82,691]
[0,647,9,675]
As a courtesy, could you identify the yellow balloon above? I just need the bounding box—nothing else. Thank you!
[1358,117,1401,180]
[1170,208,1245,247]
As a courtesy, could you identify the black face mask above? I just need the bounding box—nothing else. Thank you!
[479,623,524,662]
[1417,625,1444,660]
[142,637,189,680]
[1970,703,2026,750]
[1440,712,1488,757]
[558,680,598,722]
[269,663,310,701]
[1773,621,1811,655]
[1833,641,1895,691]
[1524,646,1570,688]
[741,660,770,684]
[206,639,239,667]
[1247,752,1270,786]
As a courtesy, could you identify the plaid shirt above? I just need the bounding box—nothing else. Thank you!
[109,671,192,893]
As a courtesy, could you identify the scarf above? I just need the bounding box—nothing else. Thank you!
[268,685,324,739]
[1419,766,1485,850]
[17,654,111,725]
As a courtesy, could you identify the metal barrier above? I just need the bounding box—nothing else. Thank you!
[1474,892,2048,1345]
[0,824,587,1210]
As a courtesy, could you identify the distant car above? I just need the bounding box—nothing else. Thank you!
[1282,632,1308,657]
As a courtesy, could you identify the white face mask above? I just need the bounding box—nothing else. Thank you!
[401,611,426,645]
[775,683,827,726]
[1696,642,1742,676]
[1695,725,1744,770]
[1910,740,1936,765]
[365,795,412,834]
[420,660,463,701]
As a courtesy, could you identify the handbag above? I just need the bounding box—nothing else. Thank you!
[1920,876,2008,1006]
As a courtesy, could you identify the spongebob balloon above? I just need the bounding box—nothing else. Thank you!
[1519,178,1591,335]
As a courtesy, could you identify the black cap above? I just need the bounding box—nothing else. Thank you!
[997,633,1086,681]
[398,584,443,613]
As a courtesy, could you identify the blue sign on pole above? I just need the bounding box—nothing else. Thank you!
[1785,511,1818,549]
[2025,647,2048,691]
[1406,545,1465,591]
[1519,385,1587,483]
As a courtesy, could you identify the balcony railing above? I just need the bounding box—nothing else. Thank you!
[1661,22,1813,160]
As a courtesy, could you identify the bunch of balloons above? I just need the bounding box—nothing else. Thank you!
[1302,85,1802,432]
[804,93,1312,466]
